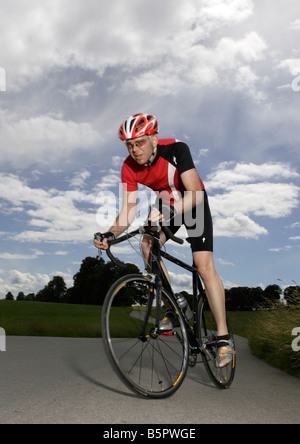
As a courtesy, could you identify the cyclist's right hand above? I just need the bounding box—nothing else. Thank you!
[93,232,115,250]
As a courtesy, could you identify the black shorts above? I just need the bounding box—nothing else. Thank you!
[165,190,213,253]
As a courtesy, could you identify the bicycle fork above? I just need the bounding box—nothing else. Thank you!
[138,274,162,341]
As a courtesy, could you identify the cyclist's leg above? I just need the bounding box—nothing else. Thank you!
[193,251,228,337]
[187,191,228,337]
[141,230,173,312]
[141,230,168,276]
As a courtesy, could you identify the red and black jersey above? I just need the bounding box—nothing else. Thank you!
[121,139,205,204]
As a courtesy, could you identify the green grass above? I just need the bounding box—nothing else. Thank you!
[0,300,102,337]
[0,300,256,339]
[247,302,300,379]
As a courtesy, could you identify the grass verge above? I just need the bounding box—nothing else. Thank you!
[247,301,300,379]
[0,300,102,338]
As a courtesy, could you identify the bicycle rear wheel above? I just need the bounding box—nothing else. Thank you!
[101,274,189,398]
[198,297,236,389]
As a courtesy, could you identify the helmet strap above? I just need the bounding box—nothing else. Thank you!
[145,136,157,168]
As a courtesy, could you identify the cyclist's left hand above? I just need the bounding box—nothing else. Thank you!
[148,207,163,223]
[148,203,177,224]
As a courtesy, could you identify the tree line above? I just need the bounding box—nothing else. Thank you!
[4,256,300,310]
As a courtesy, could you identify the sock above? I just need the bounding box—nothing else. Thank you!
[216,334,230,348]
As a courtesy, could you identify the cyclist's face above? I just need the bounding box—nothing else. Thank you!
[126,135,158,164]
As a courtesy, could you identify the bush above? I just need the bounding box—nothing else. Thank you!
[248,295,300,379]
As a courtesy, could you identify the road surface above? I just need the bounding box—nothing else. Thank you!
[0,335,299,424]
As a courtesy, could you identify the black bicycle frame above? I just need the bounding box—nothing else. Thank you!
[148,230,205,351]
[101,225,206,351]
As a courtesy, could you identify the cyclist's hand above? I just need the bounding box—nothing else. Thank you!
[93,237,109,250]
[148,203,177,224]
[148,207,163,223]
[93,232,115,250]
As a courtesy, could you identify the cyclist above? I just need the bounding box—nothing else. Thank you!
[94,113,234,368]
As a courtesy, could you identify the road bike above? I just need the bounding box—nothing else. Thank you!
[95,224,236,399]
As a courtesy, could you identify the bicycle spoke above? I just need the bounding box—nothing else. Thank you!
[102,275,189,398]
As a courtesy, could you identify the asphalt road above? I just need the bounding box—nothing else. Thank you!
[0,335,299,424]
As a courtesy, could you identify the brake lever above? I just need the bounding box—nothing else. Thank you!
[94,232,126,268]
[94,233,103,260]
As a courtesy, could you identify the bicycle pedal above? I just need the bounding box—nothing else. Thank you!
[188,354,197,367]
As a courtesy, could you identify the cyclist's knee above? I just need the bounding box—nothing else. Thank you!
[193,252,216,283]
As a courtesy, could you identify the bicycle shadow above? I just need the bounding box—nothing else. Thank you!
[186,359,219,389]
[65,353,140,399]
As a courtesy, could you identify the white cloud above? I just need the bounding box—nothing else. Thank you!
[233,65,267,102]
[202,0,253,21]
[218,258,235,266]
[0,267,74,298]
[0,114,102,168]
[69,170,91,189]
[0,172,99,244]
[0,0,257,98]
[206,162,299,190]
[206,162,299,239]
[277,58,300,75]
[213,213,268,239]
[0,269,50,298]
[66,81,94,101]
[0,250,44,260]
[168,271,193,293]
[290,19,300,30]
[211,182,299,220]
[124,31,267,98]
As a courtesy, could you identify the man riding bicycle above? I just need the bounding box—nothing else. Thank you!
[94,113,234,368]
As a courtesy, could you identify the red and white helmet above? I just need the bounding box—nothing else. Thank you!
[119,113,159,141]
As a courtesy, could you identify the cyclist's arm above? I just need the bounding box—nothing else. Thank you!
[148,168,203,223]
[94,190,138,249]
[173,168,203,215]
[110,190,138,236]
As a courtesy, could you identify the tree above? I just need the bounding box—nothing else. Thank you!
[262,284,281,307]
[225,286,264,311]
[68,257,107,305]
[284,286,300,307]
[68,256,141,305]
[16,292,25,301]
[36,276,67,303]
[5,292,14,300]
[25,293,35,301]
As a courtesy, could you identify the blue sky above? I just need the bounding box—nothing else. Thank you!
[0,0,300,298]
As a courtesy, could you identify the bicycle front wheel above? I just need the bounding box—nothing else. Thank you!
[101,274,189,398]
[198,297,236,389]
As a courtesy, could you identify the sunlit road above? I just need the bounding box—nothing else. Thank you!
[0,336,299,424]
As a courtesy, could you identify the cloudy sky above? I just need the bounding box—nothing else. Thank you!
[0,0,300,298]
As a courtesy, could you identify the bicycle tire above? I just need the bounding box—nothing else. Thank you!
[101,274,189,398]
[198,297,236,389]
